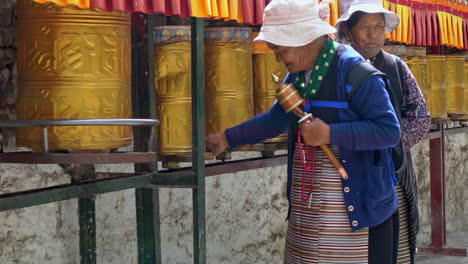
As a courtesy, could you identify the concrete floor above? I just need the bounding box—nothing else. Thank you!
[415,230,468,264]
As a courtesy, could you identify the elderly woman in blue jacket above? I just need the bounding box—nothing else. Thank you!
[206,0,401,263]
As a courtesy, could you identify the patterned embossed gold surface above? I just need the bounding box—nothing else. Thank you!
[205,28,253,134]
[253,54,287,143]
[154,26,192,155]
[465,62,468,114]
[16,0,132,150]
[427,55,447,119]
[446,56,465,115]
[407,57,429,102]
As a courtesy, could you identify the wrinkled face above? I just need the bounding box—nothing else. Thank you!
[345,13,386,59]
[267,40,323,73]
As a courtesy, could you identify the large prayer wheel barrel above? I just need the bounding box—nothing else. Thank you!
[426,55,447,119]
[16,0,132,151]
[407,57,429,103]
[154,26,192,155]
[252,32,287,143]
[445,55,465,115]
[205,28,254,134]
[464,62,468,116]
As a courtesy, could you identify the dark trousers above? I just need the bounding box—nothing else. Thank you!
[368,210,400,264]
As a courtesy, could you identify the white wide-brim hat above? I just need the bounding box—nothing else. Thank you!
[336,0,400,34]
[254,0,336,47]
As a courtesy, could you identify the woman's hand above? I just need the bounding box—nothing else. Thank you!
[205,132,230,156]
[299,118,331,146]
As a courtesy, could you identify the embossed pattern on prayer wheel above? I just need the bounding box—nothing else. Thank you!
[205,28,253,134]
[465,62,468,114]
[445,56,465,115]
[426,55,447,119]
[154,26,192,155]
[407,57,429,102]
[16,0,132,150]
[252,33,288,143]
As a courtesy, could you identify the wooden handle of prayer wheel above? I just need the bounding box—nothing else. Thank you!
[319,144,348,180]
[300,114,348,180]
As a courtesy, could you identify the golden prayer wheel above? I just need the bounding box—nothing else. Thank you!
[16,0,132,151]
[205,28,254,134]
[426,55,447,119]
[252,32,288,143]
[154,26,192,155]
[445,55,465,115]
[406,57,429,102]
[464,62,468,115]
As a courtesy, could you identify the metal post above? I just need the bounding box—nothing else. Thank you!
[132,13,161,264]
[191,17,207,264]
[419,124,467,256]
[68,165,97,264]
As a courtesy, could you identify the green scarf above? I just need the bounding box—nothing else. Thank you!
[294,37,339,100]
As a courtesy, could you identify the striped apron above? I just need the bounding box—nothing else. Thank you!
[284,145,369,264]
[396,185,411,264]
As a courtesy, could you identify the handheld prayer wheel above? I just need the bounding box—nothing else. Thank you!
[406,57,429,101]
[426,55,447,119]
[252,32,288,143]
[154,26,192,155]
[205,27,254,134]
[274,75,348,180]
[445,55,465,115]
[16,0,132,150]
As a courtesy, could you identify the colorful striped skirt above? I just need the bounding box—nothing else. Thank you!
[284,145,369,264]
[396,185,411,264]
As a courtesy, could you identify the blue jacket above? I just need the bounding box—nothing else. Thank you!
[225,45,401,231]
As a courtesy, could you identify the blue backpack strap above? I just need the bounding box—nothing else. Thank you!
[308,100,349,109]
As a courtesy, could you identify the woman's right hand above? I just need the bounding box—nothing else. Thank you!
[205,132,230,156]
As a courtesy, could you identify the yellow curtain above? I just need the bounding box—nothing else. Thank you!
[191,0,212,17]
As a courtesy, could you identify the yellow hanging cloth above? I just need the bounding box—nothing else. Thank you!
[455,15,464,49]
[438,12,448,46]
[383,0,391,40]
[33,0,89,8]
[324,0,339,28]
[217,0,230,19]
[191,0,212,17]
[210,0,219,16]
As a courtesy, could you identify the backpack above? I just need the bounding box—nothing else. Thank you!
[346,60,407,173]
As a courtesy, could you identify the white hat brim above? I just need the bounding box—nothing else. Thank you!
[254,18,337,47]
[336,3,400,34]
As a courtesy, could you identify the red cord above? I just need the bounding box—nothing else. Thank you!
[297,130,316,203]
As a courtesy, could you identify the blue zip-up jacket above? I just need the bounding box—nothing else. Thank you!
[225,45,401,231]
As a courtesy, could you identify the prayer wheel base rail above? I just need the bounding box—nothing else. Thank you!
[449,114,468,121]
[159,142,288,167]
[431,117,451,125]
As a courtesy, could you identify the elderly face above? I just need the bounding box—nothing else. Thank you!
[344,13,386,59]
[267,38,324,73]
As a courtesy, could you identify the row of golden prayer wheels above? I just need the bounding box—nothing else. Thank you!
[13,1,468,155]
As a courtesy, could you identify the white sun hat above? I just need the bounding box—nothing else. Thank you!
[336,0,400,34]
[253,0,337,47]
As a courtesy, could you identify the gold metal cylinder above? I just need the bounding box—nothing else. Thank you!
[407,57,429,102]
[154,26,192,155]
[16,0,132,151]
[445,55,465,115]
[205,28,254,134]
[427,55,447,119]
[465,62,468,114]
[252,34,288,143]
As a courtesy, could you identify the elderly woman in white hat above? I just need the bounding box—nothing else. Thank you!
[206,0,401,263]
[336,1,431,263]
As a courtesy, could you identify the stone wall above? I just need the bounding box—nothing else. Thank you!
[0,2,467,263]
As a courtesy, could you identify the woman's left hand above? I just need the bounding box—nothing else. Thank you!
[299,118,331,146]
